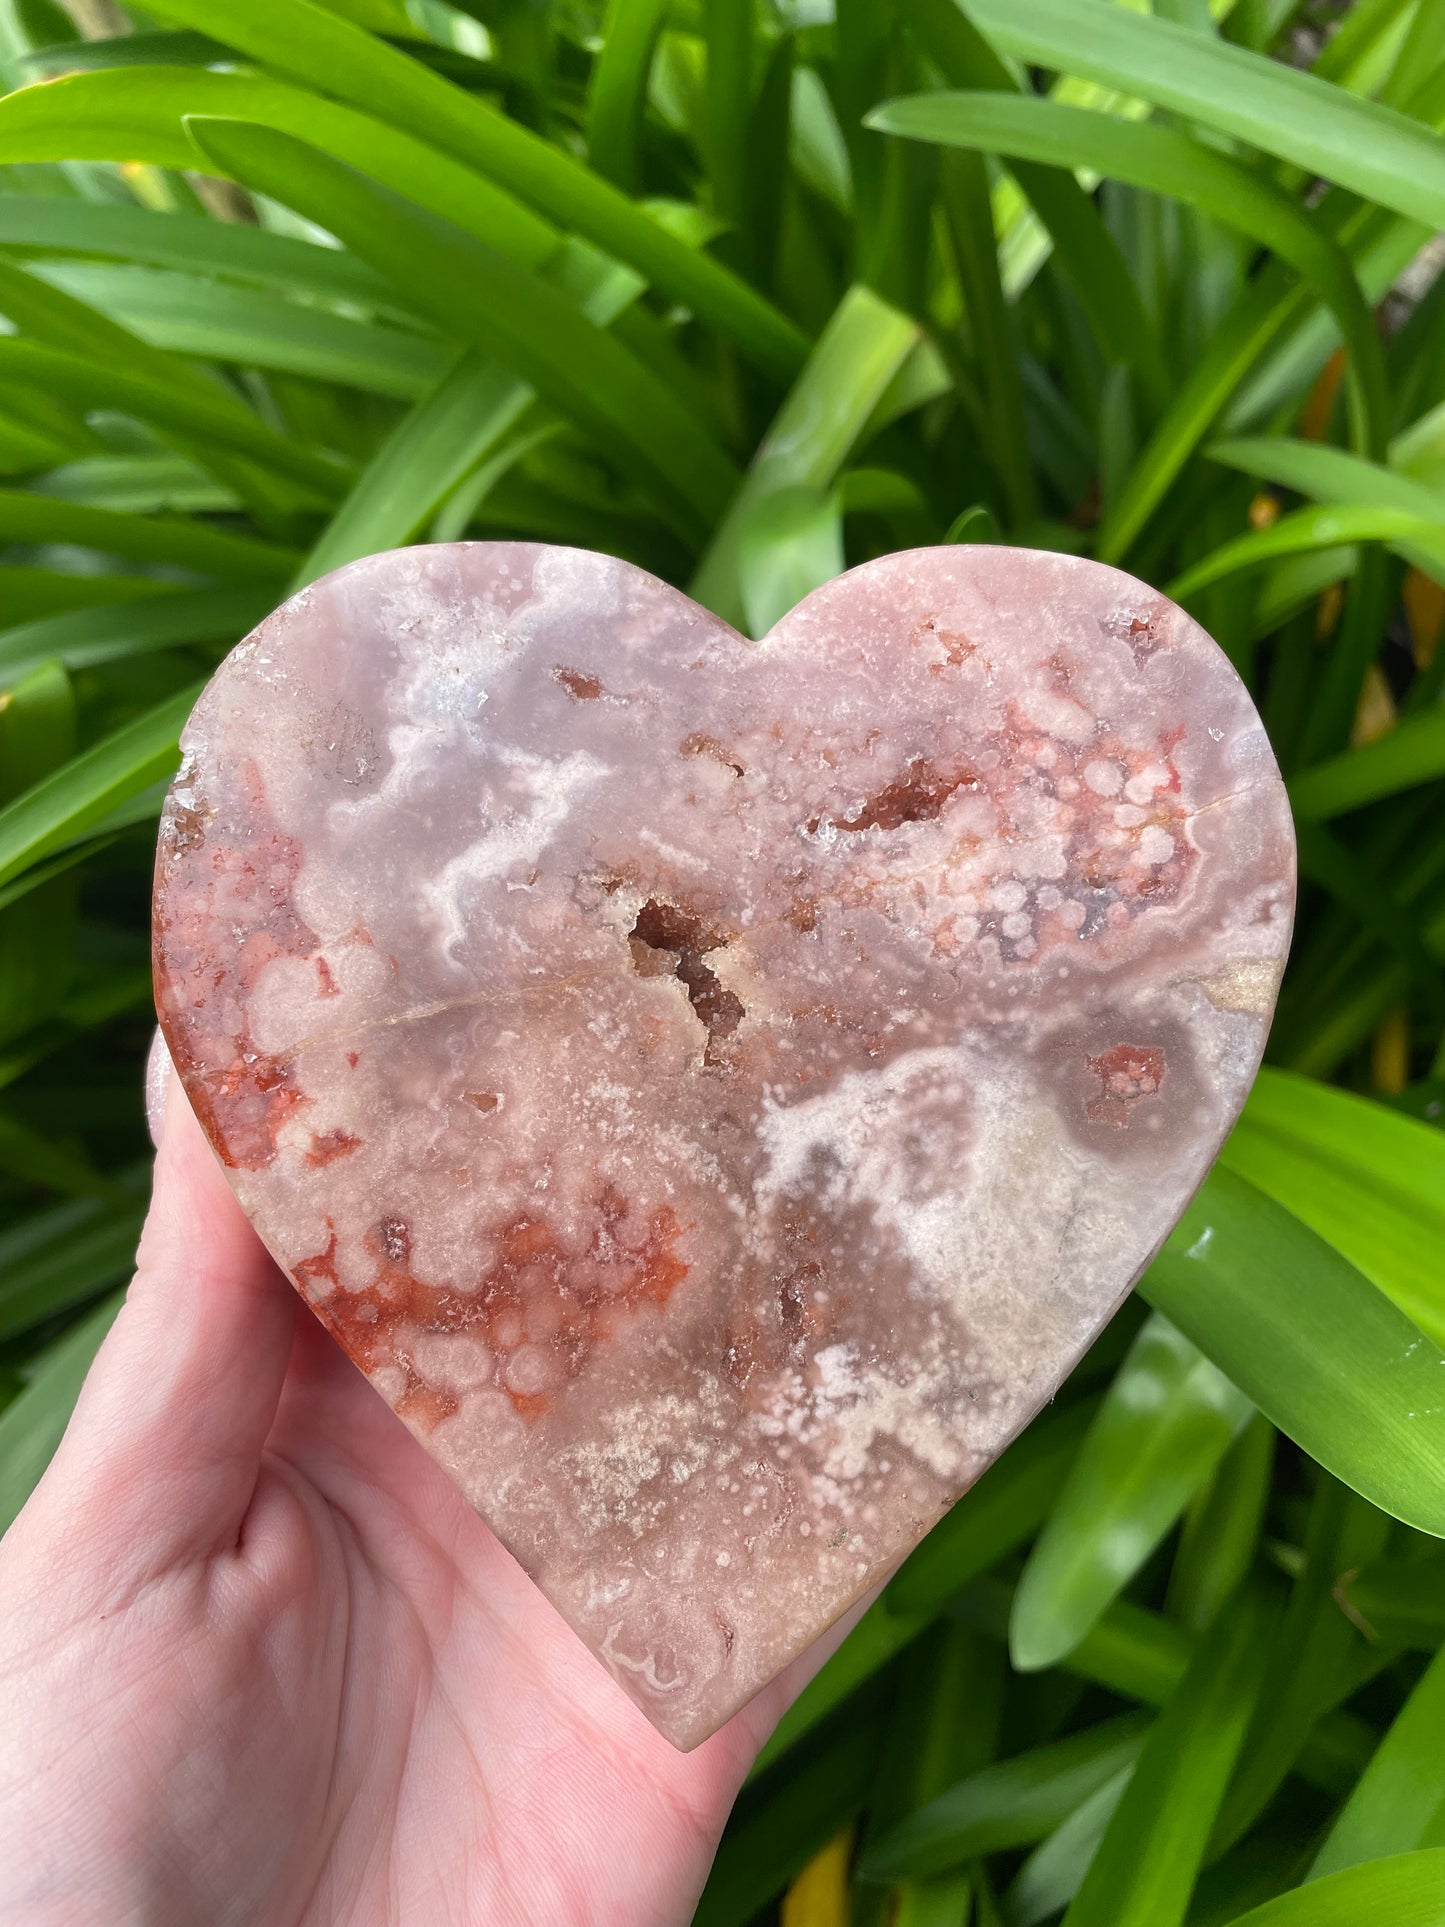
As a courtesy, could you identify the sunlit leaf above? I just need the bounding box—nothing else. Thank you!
[1011,1314,1252,1670]
[1140,1170,1445,1537]
[1217,1850,1445,1926]
[1222,1071,1445,1346]
[145,0,809,379]
[183,117,738,546]
[962,0,1445,231]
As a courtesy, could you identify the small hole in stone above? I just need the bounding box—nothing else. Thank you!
[465,1090,502,1113]
[629,898,744,1063]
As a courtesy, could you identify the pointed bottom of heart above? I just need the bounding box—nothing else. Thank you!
[152,542,1294,1748]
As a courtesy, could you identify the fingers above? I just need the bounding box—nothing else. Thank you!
[32,1071,299,1585]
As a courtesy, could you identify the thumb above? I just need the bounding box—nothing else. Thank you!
[24,1062,299,1585]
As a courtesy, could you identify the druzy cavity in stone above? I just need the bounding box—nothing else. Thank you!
[152,543,1295,1748]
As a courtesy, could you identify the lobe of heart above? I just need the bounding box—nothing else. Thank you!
[152,542,1294,1749]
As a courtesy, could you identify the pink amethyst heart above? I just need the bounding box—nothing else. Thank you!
[152,543,1294,1748]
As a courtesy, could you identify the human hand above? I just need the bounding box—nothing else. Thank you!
[0,1079,852,1927]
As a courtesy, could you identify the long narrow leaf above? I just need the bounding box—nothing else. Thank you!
[692,283,919,628]
[962,0,1445,231]
[0,193,397,307]
[0,67,559,266]
[1010,1315,1252,1670]
[0,490,295,581]
[0,683,201,891]
[145,0,809,378]
[1218,1851,1445,1926]
[1223,1071,1445,1345]
[1140,1169,1445,1537]
[861,1715,1151,1880]
[184,118,738,546]
[0,588,273,683]
[1061,1587,1275,1927]
[0,338,347,500]
[867,94,1386,457]
[1290,709,1445,821]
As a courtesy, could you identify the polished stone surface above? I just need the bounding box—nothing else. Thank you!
[152,543,1294,1747]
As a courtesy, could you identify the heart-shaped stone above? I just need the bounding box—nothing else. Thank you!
[152,543,1294,1748]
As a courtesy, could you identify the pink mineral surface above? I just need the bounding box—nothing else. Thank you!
[152,542,1295,1748]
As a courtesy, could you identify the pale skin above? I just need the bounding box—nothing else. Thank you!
[0,1082,860,1927]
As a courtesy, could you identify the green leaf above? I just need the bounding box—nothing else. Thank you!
[0,252,337,524]
[0,681,201,891]
[587,0,671,192]
[1216,1851,1445,1926]
[750,1596,932,1781]
[297,244,646,585]
[860,1625,1002,1927]
[736,483,844,639]
[900,0,1169,408]
[0,1108,115,1197]
[961,0,1445,232]
[1004,1770,1134,1927]
[1140,1168,1445,1538]
[1289,710,1445,822]
[35,262,450,401]
[144,0,809,379]
[887,1396,1100,1618]
[0,192,397,308]
[0,658,78,1046]
[692,282,920,629]
[0,67,560,267]
[1060,1586,1276,1927]
[938,143,1037,526]
[1096,196,1429,564]
[1166,1414,1275,1634]
[1167,502,1445,603]
[298,353,534,586]
[1222,1070,1445,1347]
[1210,435,1445,574]
[0,1179,148,1344]
[1338,1550,1445,1650]
[1310,1641,1445,1879]
[0,587,273,683]
[1211,435,1445,516]
[696,1700,889,1927]
[1011,1314,1253,1671]
[1211,1477,1386,1855]
[0,656,75,805]
[182,118,739,546]
[0,568,169,627]
[860,1714,1151,1881]
[34,453,241,515]
[955,1574,1193,1709]
[0,337,348,501]
[866,94,1386,458]
[0,489,295,581]
[0,1289,124,1536]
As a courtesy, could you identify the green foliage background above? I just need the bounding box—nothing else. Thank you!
[1,0,1445,1920]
